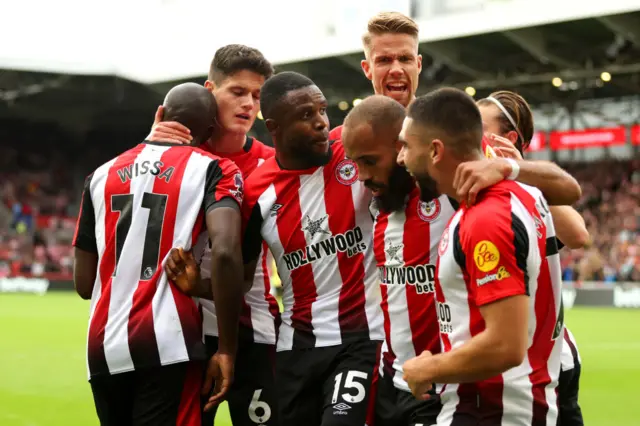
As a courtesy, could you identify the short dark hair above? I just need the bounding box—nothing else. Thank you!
[344,95,405,135]
[208,44,274,83]
[260,71,316,120]
[407,88,483,156]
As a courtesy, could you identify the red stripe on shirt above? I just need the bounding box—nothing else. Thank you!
[323,154,368,335]
[274,176,317,338]
[403,194,440,356]
[88,144,145,376]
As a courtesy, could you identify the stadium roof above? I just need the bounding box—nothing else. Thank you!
[1,8,640,132]
[274,11,640,107]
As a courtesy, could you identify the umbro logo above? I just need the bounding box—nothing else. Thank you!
[333,402,351,415]
[270,204,283,217]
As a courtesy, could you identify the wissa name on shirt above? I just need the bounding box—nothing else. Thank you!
[117,161,175,184]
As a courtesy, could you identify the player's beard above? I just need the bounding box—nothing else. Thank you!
[414,172,441,202]
[371,165,415,213]
[290,137,332,169]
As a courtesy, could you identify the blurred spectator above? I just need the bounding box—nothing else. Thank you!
[560,159,640,283]
[1,119,638,283]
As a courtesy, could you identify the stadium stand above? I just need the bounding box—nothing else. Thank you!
[561,159,640,283]
[1,124,638,283]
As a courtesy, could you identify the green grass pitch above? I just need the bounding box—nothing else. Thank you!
[1,293,638,425]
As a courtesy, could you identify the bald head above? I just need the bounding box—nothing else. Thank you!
[341,95,413,213]
[162,82,217,146]
[344,95,406,137]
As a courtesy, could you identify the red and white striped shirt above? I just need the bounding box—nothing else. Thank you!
[194,137,280,344]
[435,180,564,426]
[73,141,242,378]
[372,189,457,391]
[241,141,384,351]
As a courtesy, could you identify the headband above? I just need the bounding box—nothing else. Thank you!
[485,96,525,144]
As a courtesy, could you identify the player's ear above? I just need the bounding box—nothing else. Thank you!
[506,130,519,145]
[361,59,372,80]
[204,80,217,92]
[265,118,278,134]
[431,139,444,165]
[416,54,423,75]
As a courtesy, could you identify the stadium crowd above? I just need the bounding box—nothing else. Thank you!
[1,131,638,283]
[560,159,640,283]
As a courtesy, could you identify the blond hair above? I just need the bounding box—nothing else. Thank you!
[362,12,419,55]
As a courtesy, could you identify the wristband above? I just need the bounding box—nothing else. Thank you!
[505,158,520,180]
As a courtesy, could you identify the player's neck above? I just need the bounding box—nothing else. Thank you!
[208,132,246,154]
[446,151,486,203]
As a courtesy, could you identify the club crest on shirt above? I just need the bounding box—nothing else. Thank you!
[438,227,450,256]
[229,172,244,203]
[473,240,500,272]
[302,214,330,238]
[335,159,358,185]
[385,242,404,264]
[417,199,441,222]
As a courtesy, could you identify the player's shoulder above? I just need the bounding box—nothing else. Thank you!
[249,137,275,160]
[243,156,280,199]
[462,182,514,225]
[189,147,240,172]
[329,125,343,141]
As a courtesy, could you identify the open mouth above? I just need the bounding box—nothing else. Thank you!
[386,82,408,93]
[235,113,250,120]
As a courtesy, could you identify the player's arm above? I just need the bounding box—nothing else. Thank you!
[72,175,98,300]
[164,247,214,300]
[146,105,192,144]
[404,206,530,387]
[454,158,581,206]
[502,159,581,206]
[202,160,244,356]
[548,206,589,249]
[241,194,267,294]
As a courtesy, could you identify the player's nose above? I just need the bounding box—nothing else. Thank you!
[397,147,406,166]
[389,61,404,76]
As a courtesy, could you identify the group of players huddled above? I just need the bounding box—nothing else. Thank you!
[72,11,587,426]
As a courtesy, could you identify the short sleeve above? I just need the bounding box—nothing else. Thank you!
[459,201,530,307]
[72,174,98,253]
[241,196,265,265]
[203,158,244,214]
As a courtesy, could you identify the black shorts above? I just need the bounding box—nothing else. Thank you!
[375,370,441,426]
[90,361,202,426]
[276,339,381,426]
[202,335,278,426]
[557,362,584,426]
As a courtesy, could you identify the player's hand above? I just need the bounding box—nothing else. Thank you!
[164,247,199,295]
[146,106,192,144]
[202,352,235,411]
[453,158,510,206]
[403,350,435,401]
[487,133,523,160]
